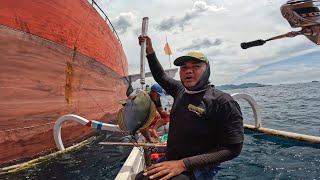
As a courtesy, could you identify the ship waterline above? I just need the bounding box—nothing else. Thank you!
[0,0,128,166]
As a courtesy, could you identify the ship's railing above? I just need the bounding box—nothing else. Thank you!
[91,0,122,46]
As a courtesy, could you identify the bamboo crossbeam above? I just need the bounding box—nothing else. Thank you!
[99,142,167,148]
[244,124,320,144]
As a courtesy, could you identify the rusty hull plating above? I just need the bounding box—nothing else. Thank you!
[0,0,128,166]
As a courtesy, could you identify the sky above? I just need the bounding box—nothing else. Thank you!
[94,0,320,86]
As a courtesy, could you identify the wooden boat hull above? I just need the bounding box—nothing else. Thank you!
[0,0,128,166]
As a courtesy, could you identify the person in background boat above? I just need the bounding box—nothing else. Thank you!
[140,84,170,142]
[146,84,151,92]
[136,35,244,180]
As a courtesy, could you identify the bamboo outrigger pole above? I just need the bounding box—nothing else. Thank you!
[140,17,149,89]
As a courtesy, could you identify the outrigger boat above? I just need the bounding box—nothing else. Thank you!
[1,91,319,178]
[50,93,320,180]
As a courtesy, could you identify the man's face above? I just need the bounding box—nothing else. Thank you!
[149,90,160,100]
[179,59,207,88]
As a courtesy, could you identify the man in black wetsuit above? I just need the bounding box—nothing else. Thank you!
[136,36,244,180]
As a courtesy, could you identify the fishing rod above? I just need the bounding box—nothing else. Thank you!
[241,0,320,49]
[140,17,149,89]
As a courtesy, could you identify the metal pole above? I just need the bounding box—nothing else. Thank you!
[140,17,149,89]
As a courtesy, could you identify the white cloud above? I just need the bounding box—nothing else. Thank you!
[111,12,136,34]
[178,38,223,51]
[156,1,228,32]
[193,1,227,12]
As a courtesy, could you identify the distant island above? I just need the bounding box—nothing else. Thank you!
[216,83,269,90]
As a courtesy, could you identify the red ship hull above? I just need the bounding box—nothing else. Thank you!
[0,0,128,166]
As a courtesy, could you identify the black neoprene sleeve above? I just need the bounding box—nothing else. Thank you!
[182,143,243,171]
[146,53,182,97]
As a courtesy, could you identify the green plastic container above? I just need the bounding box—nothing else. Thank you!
[159,134,168,143]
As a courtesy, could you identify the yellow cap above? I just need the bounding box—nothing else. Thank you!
[173,52,208,66]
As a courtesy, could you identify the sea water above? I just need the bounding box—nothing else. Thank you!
[1,82,319,179]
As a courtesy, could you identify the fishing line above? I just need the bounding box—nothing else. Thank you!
[83,87,145,153]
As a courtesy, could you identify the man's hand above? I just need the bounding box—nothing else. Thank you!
[138,35,155,55]
[143,160,187,180]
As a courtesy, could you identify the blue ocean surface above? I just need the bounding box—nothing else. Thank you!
[1,82,319,179]
[224,82,320,137]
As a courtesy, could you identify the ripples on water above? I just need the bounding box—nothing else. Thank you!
[1,133,132,180]
[225,82,320,137]
[216,131,320,179]
[1,82,319,179]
